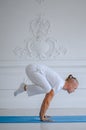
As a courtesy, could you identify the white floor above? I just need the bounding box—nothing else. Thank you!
[0,108,86,130]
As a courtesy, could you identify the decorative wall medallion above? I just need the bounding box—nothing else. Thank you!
[29,15,50,40]
[14,15,67,60]
[35,0,45,4]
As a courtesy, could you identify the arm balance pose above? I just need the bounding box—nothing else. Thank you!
[14,64,79,121]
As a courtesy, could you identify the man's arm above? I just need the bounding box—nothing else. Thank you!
[39,89,54,121]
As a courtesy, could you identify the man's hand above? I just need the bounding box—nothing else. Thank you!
[39,89,54,121]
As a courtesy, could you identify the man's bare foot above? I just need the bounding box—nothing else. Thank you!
[14,83,26,96]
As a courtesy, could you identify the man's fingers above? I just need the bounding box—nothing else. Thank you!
[44,115,51,118]
[41,117,53,122]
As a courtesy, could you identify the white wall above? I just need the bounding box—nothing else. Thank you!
[0,0,86,109]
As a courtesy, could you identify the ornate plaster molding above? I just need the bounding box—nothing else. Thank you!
[14,15,67,60]
[35,0,45,4]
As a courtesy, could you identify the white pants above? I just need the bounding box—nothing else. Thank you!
[25,64,57,96]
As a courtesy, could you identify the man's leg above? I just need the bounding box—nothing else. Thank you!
[14,83,45,96]
[14,83,26,96]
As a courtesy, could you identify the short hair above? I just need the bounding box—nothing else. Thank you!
[66,74,78,83]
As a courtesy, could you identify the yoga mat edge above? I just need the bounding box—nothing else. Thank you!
[0,116,86,123]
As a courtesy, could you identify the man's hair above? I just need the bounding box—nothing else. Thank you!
[66,74,78,83]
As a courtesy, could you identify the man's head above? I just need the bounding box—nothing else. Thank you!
[63,74,79,94]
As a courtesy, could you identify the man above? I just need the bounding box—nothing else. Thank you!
[14,64,79,121]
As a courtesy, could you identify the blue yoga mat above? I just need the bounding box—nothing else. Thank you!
[0,116,86,123]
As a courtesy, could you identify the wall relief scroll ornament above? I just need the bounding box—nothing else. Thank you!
[35,0,45,4]
[14,15,67,60]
